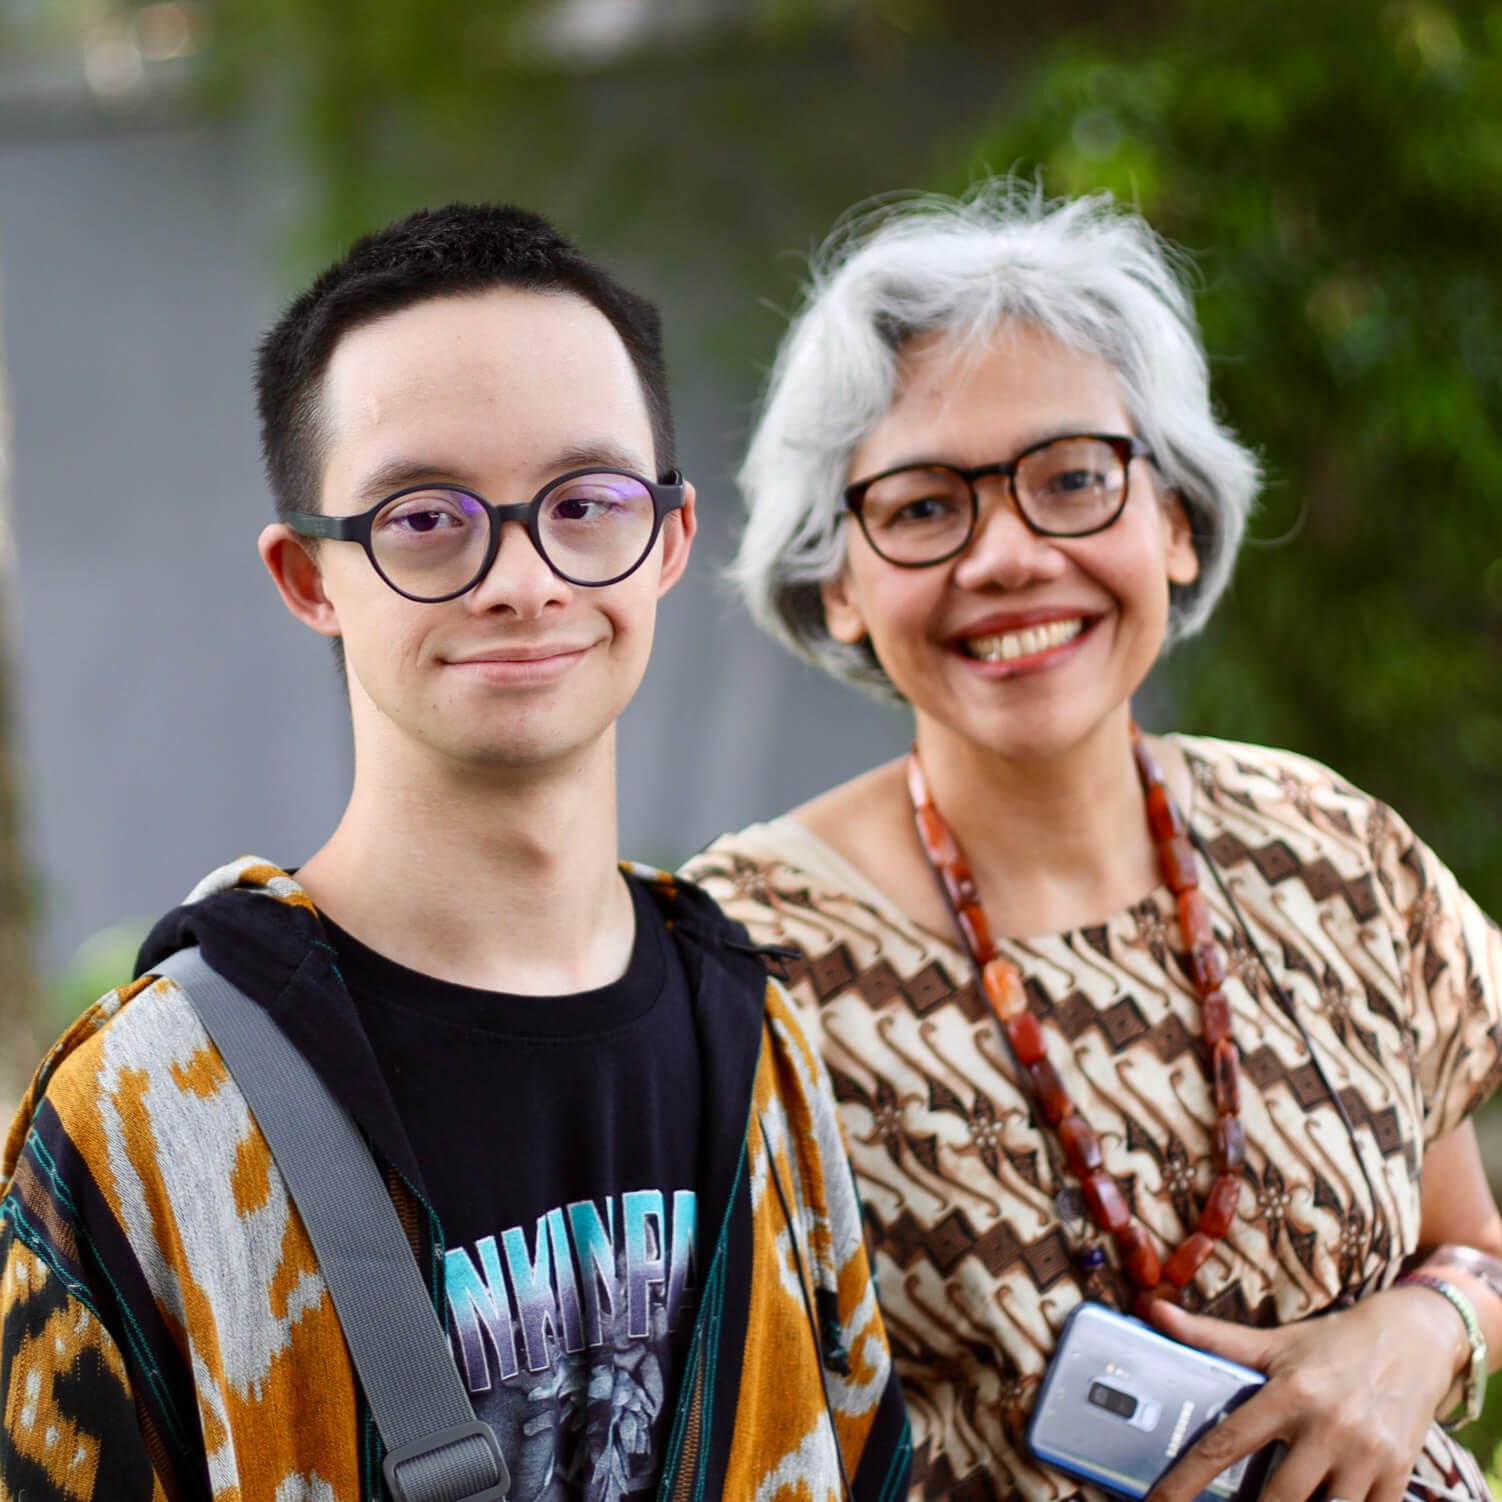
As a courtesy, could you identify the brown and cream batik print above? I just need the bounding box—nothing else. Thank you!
[684,736,1502,1502]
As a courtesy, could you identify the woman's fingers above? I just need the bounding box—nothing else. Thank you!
[1365,1457,1413,1502]
[1144,1390,1284,1502]
[1257,1444,1344,1502]
[1147,1300,1278,1371]
[1141,1289,1456,1502]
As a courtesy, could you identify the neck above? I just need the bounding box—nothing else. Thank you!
[912,705,1158,935]
[296,726,632,995]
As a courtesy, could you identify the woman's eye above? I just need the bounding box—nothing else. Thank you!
[891,495,957,524]
[1045,469,1106,495]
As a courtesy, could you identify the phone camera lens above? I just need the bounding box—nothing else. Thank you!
[1087,1381,1138,1420]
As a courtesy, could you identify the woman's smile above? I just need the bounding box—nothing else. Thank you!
[826,320,1199,762]
[950,612,1092,668]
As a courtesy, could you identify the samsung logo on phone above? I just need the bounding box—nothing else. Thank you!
[1164,1400,1196,1459]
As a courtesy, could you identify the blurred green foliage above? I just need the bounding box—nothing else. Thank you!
[960,0,1502,916]
[202,0,995,277]
[194,0,1502,921]
[48,917,149,1034]
[13,0,1498,1466]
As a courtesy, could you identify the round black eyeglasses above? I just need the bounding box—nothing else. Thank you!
[284,468,688,601]
[843,433,1152,568]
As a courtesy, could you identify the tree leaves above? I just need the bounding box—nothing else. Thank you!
[962,0,1502,914]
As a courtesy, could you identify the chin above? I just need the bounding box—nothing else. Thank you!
[453,736,579,770]
[924,695,1126,764]
[456,718,617,773]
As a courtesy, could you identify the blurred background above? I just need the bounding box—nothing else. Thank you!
[0,0,1499,1462]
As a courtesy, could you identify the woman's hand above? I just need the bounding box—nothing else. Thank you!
[1142,1287,1468,1502]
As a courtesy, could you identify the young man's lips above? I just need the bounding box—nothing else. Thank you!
[443,643,597,680]
[447,645,593,664]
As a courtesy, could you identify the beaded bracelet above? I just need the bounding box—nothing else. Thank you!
[1425,1244,1502,1309]
[1395,1272,1487,1429]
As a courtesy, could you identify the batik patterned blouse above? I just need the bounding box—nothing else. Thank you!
[683,736,1502,1502]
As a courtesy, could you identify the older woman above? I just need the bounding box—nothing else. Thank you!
[682,186,1502,1502]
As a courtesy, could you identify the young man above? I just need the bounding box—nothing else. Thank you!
[0,206,910,1502]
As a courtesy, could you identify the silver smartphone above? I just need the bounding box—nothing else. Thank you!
[1027,1301,1283,1502]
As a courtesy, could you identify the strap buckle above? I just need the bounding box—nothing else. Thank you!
[382,1421,510,1502]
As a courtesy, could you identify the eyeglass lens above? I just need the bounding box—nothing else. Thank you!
[370,473,658,597]
[857,436,1130,564]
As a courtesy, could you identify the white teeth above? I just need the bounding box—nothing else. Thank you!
[963,617,1084,662]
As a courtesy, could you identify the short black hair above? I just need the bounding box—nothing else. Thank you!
[255,203,676,518]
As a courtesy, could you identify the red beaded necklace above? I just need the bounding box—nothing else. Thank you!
[905,726,1245,1317]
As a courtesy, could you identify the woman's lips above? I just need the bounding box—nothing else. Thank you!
[955,615,1088,664]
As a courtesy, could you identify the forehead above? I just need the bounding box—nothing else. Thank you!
[897,320,1124,420]
[852,320,1129,474]
[317,287,654,495]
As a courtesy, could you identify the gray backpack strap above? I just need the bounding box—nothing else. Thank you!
[153,947,509,1502]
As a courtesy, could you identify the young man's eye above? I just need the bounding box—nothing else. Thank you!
[545,477,651,525]
[379,497,470,533]
[551,497,612,521]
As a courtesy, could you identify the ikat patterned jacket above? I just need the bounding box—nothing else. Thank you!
[0,858,912,1502]
[684,736,1502,1502]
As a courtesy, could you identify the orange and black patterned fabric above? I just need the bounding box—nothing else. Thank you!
[1,858,912,1501]
[683,736,1502,1502]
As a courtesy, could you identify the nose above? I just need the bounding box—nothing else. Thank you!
[950,480,1068,591]
[463,519,570,618]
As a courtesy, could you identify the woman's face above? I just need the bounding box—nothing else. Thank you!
[822,321,1200,765]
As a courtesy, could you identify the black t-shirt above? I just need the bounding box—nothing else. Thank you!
[325,876,701,1502]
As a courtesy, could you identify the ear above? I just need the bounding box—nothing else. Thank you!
[820,567,869,646]
[654,483,698,598]
[258,523,343,638]
[1161,488,1200,587]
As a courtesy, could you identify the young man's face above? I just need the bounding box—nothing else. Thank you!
[263,287,695,776]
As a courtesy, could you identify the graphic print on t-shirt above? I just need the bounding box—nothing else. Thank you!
[446,1188,697,1502]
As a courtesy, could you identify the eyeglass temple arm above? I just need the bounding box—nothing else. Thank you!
[654,473,687,511]
[283,511,358,540]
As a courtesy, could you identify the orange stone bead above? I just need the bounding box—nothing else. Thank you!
[1146,781,1187,842]
[1114,1223,1162,1289]
[1212,1040,1240,1114]
[956,903,995,963]
[1189,941,1227,992]
[1202,989,1233,1047]
[1214,1113,1246,1174]
[1132,738,1166,789]
[1059,1112,1103,1177]
[942,861,980,911]
[1198,1172,1243,1239]
[905,756,930,810]
[1082,1170,1132,1233]
[982,957,1027,1021]
[915,805,959,866]
[1007,1010,1047,1066]
[1177,888,1215,950]
[1028,1058,1072,1124]
[1162,1231,1216,1288]
[1159,834,1198,894]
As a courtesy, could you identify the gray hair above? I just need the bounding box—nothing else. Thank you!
[730,181,1261,697]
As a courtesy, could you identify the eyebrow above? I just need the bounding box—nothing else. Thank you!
[352,441,656,505]
[865,423,1127,476]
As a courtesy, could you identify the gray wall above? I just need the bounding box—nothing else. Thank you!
[1,116,909,970]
